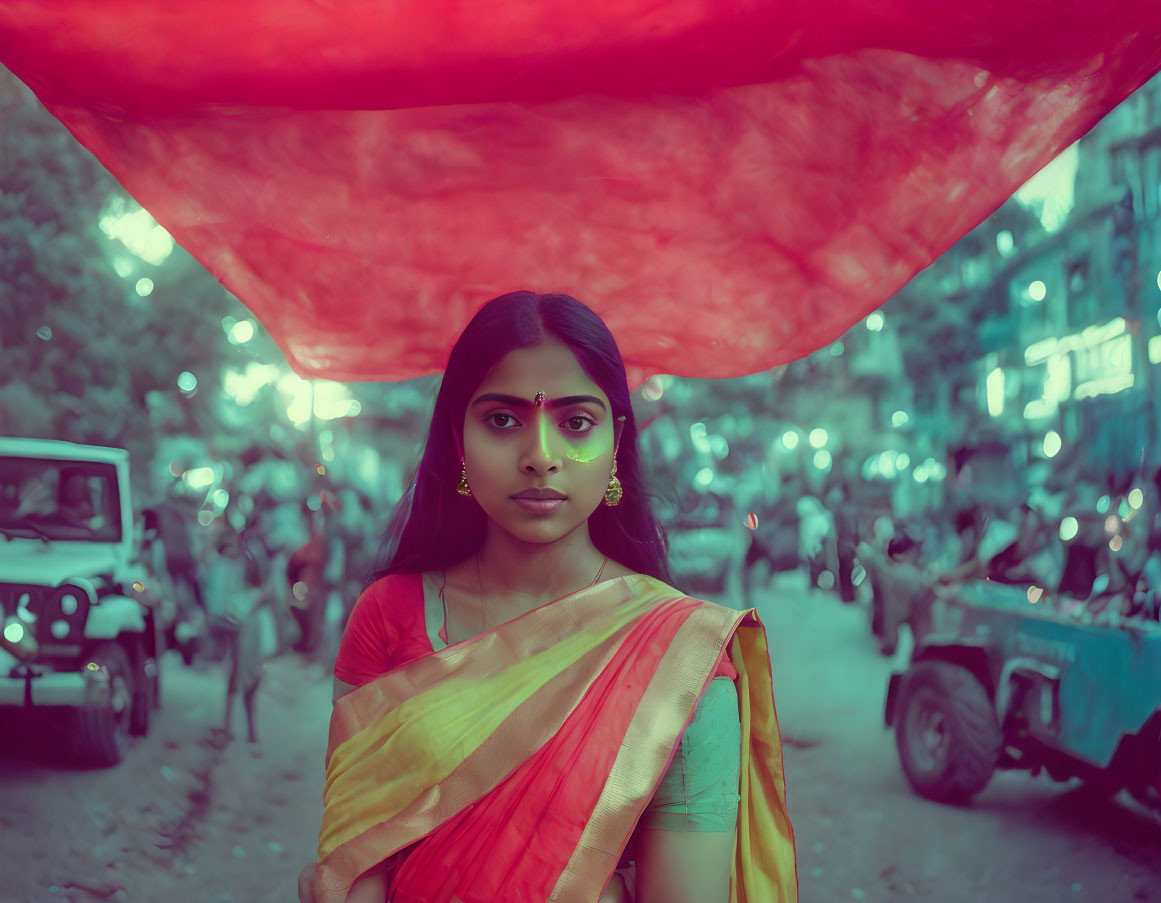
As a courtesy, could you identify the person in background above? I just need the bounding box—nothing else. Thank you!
[938,502,1024,586]
[1130,528,1161,621]
[139,508,181,657]
[207,525,269,754]
[1057,482,1109,601]
[156,485,209,662]
[980,502,1058,589]
[287,496,335,657]
[858,529,936,656]
[796,493,835,592]
[825,483,858,603]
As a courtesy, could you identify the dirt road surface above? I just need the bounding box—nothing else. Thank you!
[2,572,1157,902]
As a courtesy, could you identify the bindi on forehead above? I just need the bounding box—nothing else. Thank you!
[470,392,607,412]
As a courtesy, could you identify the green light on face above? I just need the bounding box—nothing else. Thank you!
[565,443,606,464]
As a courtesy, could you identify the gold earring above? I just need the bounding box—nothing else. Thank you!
[604,457,623,507]
[457,460,472,497]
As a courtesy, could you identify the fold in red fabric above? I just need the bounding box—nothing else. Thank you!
[2,2,1159,386]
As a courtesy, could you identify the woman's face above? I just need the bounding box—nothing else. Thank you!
[461,341,619,545]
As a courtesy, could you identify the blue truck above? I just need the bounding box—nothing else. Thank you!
[884,578,1160,814]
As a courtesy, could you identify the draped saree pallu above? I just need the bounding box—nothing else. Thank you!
[315,574,798,903]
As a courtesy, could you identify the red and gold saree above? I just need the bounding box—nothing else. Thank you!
[315,574,797,902]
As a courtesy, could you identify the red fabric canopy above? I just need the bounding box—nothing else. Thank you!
[2,2,1159,388]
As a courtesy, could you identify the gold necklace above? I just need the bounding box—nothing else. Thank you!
[439,554,609,641]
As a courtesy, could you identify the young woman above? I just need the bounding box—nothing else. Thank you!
[298,292,797,903]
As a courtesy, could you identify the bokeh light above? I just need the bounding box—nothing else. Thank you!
[98,195,174,265]
[986,368,1004,417]
[1129,488,1144,509]
[1026,586,1043,604]
[781,430,799,450]
[865,312,885,332]
[1097,495,1110,514]
[891,410,909,427]
[809,428,828,448]
[135,277,154,297]
[1110,535,1123,552]
[36,326,52,341]
[223,362,280,406]
[229,320,255,344]
[177,371,197,392]
[1028,280,1047,301]
[1043,430,1062,458]
[813,450,832,471]
[182,467,215,489]
[1059,516,1078,541]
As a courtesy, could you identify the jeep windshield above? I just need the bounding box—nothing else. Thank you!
[0,457,122,542]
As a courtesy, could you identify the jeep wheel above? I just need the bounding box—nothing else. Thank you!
[71,642,135,767]
[895,661,1001,804]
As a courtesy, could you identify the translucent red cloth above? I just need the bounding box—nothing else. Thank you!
[2,2,1159,387]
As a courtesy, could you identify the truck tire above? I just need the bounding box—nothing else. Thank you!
[895,661,1001,804]
[71,641,135,767]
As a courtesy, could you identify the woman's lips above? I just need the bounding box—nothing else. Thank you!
[511,497,566,515]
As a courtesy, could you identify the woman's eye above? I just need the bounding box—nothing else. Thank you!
[565,415,596,433]
[486,413,595,432]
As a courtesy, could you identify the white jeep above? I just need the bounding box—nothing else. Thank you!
[0,438,166,766]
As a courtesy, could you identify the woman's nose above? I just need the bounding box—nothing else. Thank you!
[520,411,562,471]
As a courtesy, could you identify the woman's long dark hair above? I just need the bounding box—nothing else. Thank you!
[366,291,674,587]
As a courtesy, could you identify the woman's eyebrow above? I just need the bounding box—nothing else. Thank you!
[470,393,606,411]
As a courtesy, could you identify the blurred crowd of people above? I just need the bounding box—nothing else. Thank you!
[743,459,1161,655]
[136,478,381,748]
[131,434,1161,747]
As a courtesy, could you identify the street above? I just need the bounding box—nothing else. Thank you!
[2,572,1157,903]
